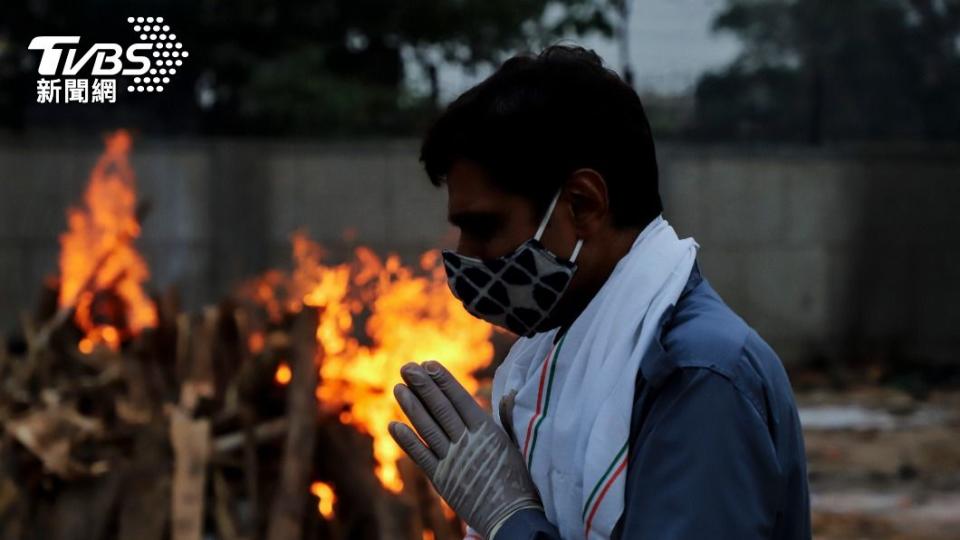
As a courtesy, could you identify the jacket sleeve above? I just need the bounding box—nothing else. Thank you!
[616,367,782,539]
[491,508,561,540]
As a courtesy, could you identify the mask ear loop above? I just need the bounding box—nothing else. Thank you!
[534,190,563,241]
[569,238,584,263]
[535,189,584,263]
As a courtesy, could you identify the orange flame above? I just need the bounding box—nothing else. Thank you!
[58,130,156,351]
[248,331,265,354]
[274,361,292,385]
[310,481,336,519]
[245,232,494,493]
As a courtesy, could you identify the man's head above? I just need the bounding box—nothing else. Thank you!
[421,45,663,332]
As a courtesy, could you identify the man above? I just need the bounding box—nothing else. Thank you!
[388,45,810,540]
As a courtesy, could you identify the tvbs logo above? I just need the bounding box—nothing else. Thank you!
[29,16,189,104]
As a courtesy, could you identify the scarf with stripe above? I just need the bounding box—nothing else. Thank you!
[465,215,697,539]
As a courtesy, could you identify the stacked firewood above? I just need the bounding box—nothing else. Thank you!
[0,283,464,540]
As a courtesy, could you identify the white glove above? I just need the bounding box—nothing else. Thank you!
[389,361,542,539]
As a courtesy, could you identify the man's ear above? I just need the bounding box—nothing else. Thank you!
[563,169,609,238]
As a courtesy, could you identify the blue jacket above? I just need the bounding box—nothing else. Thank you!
[496,262,811,539]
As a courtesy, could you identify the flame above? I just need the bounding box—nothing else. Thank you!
[245,232,494,493]
[58,130,156,351]
[248,331,265,354]
[310,481,336,519]
[274,361,292,385]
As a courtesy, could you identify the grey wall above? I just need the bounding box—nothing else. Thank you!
[1,137,957,365]
[659,145,960,365]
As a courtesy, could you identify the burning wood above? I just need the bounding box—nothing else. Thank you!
[266,309,320,540]
[58,130,156,352]
[241,232,495,493]
[311,481,336,519]
[0,131,490,540]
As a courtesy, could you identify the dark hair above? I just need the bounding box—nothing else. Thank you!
[420,44,662,228]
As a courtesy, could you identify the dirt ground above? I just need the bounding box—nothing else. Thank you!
[799,388,960,540]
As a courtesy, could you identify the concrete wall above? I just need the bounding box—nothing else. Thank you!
[1,137,957,365]
[659,145,960,365]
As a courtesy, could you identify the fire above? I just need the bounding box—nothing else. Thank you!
[274,361,292,385]
[58,130,156,351]
[248,331,265,354]
[310,481,336,519]
[246,232,494,493]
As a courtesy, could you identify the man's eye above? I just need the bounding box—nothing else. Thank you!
[463,223,498,241]
[454,215,501,241]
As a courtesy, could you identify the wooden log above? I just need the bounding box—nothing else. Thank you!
[26,240,118,366]
[211,417,287,455]
[266,308,320,540]
[0,468,26,539]
[212,468,241,540]
[117,424,171,540]
[399,456,462,540]
[175,313,192,386]
[44,467,123,540]
[117,345,155,425]
[212,301,244,406]
[133,287,181,408]
[314,418,395,540]
[170,407,211,540]
[241,406,261,536]
[179,307,218,413]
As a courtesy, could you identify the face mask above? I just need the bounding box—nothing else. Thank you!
[441,190,583,337]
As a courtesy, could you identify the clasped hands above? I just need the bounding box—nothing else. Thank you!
[388,361,541,539]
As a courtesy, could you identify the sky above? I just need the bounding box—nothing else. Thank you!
[614,0,742,93]
[422,0,743,102]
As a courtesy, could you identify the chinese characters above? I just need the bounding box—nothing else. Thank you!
[37,79,117,104]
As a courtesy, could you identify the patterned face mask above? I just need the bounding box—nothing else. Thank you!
[441,190,584,337]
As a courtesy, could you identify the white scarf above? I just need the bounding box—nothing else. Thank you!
[465,216,698,540]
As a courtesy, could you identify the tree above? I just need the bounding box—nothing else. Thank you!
[0,0,618,136]
[691,0,960,142]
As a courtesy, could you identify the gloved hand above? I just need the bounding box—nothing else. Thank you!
[389,360,542,540]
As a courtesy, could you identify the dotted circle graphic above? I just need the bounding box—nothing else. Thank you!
[126,16,188,94]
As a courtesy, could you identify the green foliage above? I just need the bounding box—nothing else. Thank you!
[691,0,960,142]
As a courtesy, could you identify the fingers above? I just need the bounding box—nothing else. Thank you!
[400,363,466,441]
[388,421,438,477]
[393,383,451,458]
[423,360,488,430]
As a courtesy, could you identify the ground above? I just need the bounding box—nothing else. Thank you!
[800,387,960,540]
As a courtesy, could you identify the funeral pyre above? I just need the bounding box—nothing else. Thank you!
[0,131,497,540]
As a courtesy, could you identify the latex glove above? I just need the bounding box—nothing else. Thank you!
[389,361,542,540]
